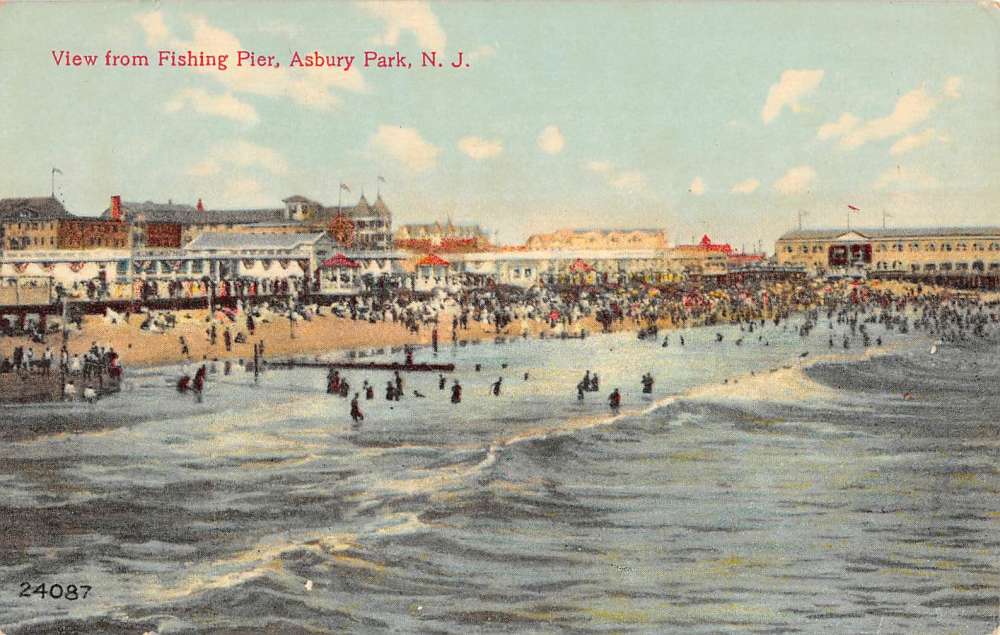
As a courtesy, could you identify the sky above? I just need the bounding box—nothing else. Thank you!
[0,1,997,250]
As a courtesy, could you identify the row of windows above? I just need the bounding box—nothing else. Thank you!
[5,236,125,248]
[874,261,1000,271]
[786,241,1000,254]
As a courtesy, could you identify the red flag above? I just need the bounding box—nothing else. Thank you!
[110,195,122,221]
[847,204,861,212]
[197,198,205,212]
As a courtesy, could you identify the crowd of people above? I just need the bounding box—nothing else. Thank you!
[315,277,1000,422]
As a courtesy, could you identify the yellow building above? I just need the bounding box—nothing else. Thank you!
[525,228,668,251]
[775,227,1000,275]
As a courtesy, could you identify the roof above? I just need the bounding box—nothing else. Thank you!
[451,249,663,262]
[372,195,391,216]
[320,253,360,268]
[0,196,71,221]
[282,195,320,204]
[184,232,329,251]
[417,253,450,266]
[106,202,286,225]
[778,227,1000,241]
[570,258,593,272]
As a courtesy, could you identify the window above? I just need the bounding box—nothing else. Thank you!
[116,261,128,275]
[943,243,952,251]
[191,260,204,274]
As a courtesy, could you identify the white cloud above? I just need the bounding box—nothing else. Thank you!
[371,125,440,172]
[357,1,446,51]
[135,11,169,46]
[222,177,270,206]
[838,87,937,150]
[467,44,497,63]
[889,128,946,156]
[944,76,962,100]
[773,165,817,195]
[583,160,644,192]
[457,136,503,160]
[585,161,613,174]
[761,69,825,124]
[731,178,760,194]
[134,11,367,115]
[874,165,939,190]
[688,177,706,196]
[537,125,565,155]
[610,170,645,192]
[817,113,859,140]
[187,140,288,177]
[165,88,258,125]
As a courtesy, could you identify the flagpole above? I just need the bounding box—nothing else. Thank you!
[338,180,342,212]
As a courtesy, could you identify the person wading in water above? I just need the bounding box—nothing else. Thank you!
[608,388,621,411]
[350,393,364,424]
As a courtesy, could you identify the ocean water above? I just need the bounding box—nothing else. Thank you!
[1,316,998,634]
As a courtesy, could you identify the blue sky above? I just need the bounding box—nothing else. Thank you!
[1,1,997,248]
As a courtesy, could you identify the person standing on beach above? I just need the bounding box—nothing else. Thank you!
[451,380,462,404]
[394,371,404,398]
[438,373,446,390]
[224,328,232,352]
[608,388,621,411]
[492,377,502,396]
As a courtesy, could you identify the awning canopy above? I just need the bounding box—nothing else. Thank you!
[320,253,360,268]
[417,253,450,266]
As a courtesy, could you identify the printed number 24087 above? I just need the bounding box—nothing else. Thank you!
[19,583,90,600]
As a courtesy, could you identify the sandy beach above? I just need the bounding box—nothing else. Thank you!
[0,307,637,370]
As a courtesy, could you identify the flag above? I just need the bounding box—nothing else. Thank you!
[847,204,861,212]
[51,167,63,175]
[340,183,351,192]
[110,195,122,221]
[377,176,386,183]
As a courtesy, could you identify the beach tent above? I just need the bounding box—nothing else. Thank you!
[569,258,592,273]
